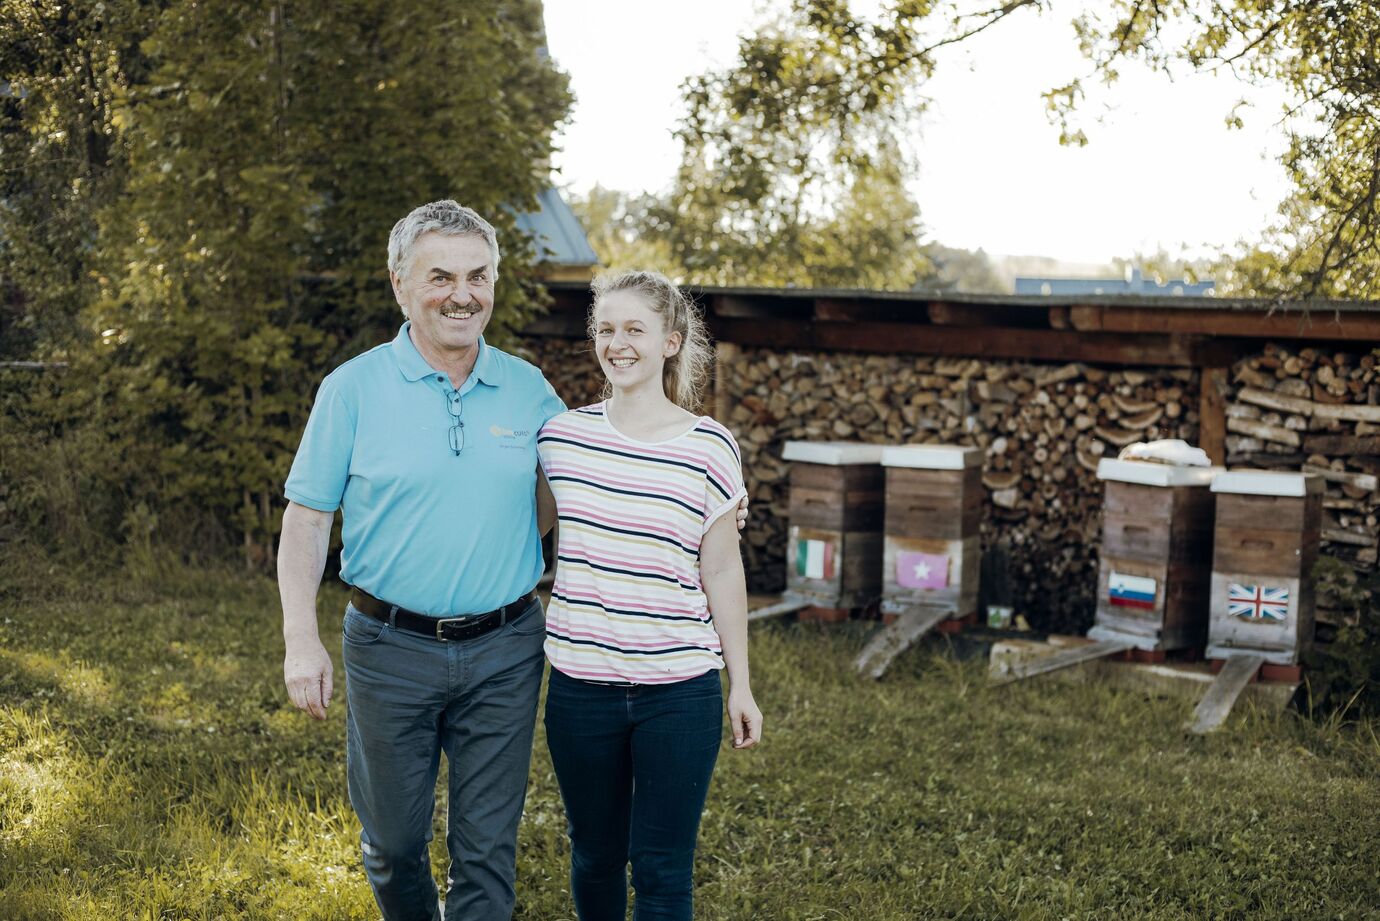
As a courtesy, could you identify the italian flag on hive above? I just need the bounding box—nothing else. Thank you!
[796,538,835,580]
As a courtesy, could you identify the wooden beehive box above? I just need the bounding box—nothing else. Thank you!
[1207,471,1322,665]
[1088,459,1219,652]
[879,445,982,620]
[782,441,886,608]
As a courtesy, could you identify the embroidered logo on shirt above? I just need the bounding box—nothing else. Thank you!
[490,424,531,447]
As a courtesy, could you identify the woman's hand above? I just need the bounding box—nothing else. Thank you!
[727,685,762,749]
[700,511,757,747]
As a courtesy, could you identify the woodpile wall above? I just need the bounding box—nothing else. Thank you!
[1221,344,1380,634]
[519,334,1380,636]
[715,348,1201,633]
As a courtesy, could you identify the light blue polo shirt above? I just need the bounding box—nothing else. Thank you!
[285,322,566,616]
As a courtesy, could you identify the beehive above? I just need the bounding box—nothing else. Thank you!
[879,445,982,621]
[1088,459,1219,652]
[782,441,886,608]
[1207,471,1322,665]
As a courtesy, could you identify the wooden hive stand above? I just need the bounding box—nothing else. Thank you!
[1189,470,1322,733]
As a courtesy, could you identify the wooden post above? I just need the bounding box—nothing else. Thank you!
[713,341,739,421]
[855,604,952,679]
[1199,366,1227,465]
[747,595,811,622]
[989,638,1135,686]
[1188,654,1266,733]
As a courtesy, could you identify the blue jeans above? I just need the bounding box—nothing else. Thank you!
[544,667,723,921]
[342,598,547,921]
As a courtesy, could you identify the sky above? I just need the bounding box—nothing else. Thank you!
[541,0,1296,267]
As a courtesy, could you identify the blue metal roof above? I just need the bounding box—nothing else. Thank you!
[1015,268,1215,297]
[513,187,599,268]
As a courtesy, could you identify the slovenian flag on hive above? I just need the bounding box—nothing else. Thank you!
[1108,571,1157,610]
[1228,583,1289,622]
[796,539,835,580]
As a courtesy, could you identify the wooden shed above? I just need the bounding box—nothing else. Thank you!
[528,281,1380,646]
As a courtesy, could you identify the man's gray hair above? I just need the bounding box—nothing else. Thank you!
[387,200,501,279]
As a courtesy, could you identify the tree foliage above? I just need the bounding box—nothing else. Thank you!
[0,0,570,566]
[1057,1,1380,299]
[0,0,162,358]
[923,243,1005,293]
[637,0,1045,289]
[566,1,1051,291]
[659,1,933,287]
[574,148,938,290]
[634,0,1379,298]
[567,185,678,276]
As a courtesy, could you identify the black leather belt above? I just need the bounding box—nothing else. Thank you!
[349,586,537,642]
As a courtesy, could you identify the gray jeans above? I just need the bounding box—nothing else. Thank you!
[341,598,546,921]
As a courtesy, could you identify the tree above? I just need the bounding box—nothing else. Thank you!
[0,0,164,359]
[1,0,571,567]
[1110,250,1218,289]
[660,1,978,287]
[567,185,679,276]
[780,142,934,290]
[1053,1,1380,300]
[923,244,1005,293]
[655,0,1049,288]
[558,1,1060,290]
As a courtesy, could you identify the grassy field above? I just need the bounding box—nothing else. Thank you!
[2,562,1378,920]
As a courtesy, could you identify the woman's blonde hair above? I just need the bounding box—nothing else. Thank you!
[589,270,712,411]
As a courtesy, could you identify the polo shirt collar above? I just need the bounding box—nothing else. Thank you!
[392,321,500,387]
[471,335,499,386]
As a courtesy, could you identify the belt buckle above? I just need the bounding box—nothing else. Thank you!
[434,617,465,641]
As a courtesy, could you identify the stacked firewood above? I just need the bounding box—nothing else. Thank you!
[716,348,1200,633]
[1225,345,1380,583]
[518,338,605,410]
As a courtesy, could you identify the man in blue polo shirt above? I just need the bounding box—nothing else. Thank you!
[278,200,564,921]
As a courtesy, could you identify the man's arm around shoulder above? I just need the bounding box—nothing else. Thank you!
[280,501,336,721]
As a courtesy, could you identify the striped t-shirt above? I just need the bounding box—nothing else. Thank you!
[537,401,747,684]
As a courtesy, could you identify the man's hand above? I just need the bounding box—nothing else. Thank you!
[284,636,334,720]
[735,494,750,531]
[279,501,335,720]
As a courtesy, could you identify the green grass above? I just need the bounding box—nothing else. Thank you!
[2,562,1378,920]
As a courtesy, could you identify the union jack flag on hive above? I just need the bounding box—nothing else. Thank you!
[1227,583,1289,622]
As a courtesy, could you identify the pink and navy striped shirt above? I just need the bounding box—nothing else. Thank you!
[537,401,747,684]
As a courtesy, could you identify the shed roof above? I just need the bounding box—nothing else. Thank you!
[530,280,1380,369]
[514,187,599,268]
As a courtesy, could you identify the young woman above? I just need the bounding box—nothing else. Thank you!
[536,270,762,921]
